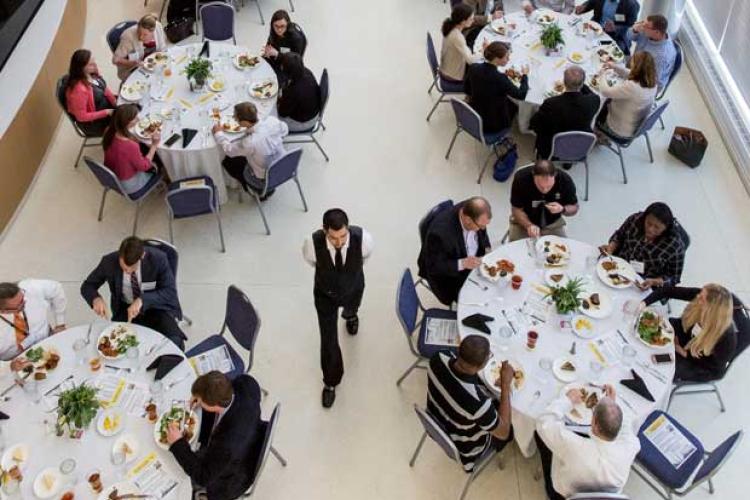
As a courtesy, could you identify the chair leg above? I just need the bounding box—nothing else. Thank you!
[181,313,193,326]
[216,211,226,253]
[584,160,590,201]
[254,0,264,24]
[645,133,654,163]
[97,189,109,221]
[409,432,427,467]
[311,135,330,162]
[252,193,271,235]
[658,115,665,131]
[396,359,422,387]
[270,446,288,467]
[708,476,715,494]
[714,383,726,412]
[476,149,495,184]
[75,140,86,168]
[426,95,443,122]
[159,0,167,21]
[617,144,628,184]
[445,128,461,159]
[459,469,479,500]
[288,0,295,12]
[427,78,436,95]
[168,216,174,244]
[294,177,308,211]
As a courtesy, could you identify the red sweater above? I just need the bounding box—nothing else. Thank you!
[104,137,151,181]
[65,80,116,123]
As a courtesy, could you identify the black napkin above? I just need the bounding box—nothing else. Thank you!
[182,128,197,148]
[462,313,494,335]
[620,369,655,402]
[200,40,210,58]
[0,411,8,420]
[146,354,184,381]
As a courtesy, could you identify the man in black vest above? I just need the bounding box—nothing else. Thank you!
[303,209,374,408]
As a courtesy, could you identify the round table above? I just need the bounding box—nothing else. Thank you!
[473,10,617,134]
[118,42,279,204]
[0,324,196,499]
[457,238,675,457]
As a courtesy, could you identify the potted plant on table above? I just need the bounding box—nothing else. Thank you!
[545,277,585,316]
[55,383,100,438]
[185,57,213,92]
[540,23,565,56]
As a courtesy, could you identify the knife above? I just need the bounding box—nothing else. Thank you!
[501,310,517,335]
[44,374,74,396]
[616,329,630,345]
[468,278,488,291]
[105,364,132,373]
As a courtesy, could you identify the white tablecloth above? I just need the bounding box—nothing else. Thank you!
[118,42,279,204]
[457,238,675,457]
[473,11,613,133]
[0,324,196,499]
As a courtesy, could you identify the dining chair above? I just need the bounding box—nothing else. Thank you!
[567,494,630,499]
[631,411,743,499]
[445,98,510,183]
[548,131,598,201]
[426,32,465,121]
[283,69,329,161]
[243,403,288,497]
[56,77,102,168]
[656,40,683,130]
[185,285,260,381]
[395,269,457,386]
[165,176,225,253]
[415,200,454,292]
[597,101,670,183]
[141,238,192,327]
[200,2,237,44]
[195,0,237,34]
[245,149,307,235]
[83,157,163,235]
[106,20,137,53]
[409,405,499,500]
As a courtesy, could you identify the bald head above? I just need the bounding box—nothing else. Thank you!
[460,197,492,231]
[563,66,586,92]
[592,397,623,441]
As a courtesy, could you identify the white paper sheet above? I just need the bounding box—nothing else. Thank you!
[643,414,698,469]
[425,317,459,347]
[189,344,236,376]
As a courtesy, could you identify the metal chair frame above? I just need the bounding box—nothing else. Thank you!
[426,32,464,121]
[141,238,193,326]
[395,269,431,387]
[548,131,598,201]
[567,494,630,499]
[166,180,226,253]
[284,69,330,161]
[200,1,237,44]
[243,403,288,496]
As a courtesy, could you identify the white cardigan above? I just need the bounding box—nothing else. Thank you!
[599,74,657,138]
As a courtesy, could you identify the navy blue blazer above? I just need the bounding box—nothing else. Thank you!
[580,0,639,50]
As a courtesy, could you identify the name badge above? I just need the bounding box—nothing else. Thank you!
[280,47,291,54]
[691,323,703,338]
[532,200,544,208]
[141,281,157,291]
[615,13,625,22]
[630,260,645,274]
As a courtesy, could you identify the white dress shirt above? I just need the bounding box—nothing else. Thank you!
[121,264,142,305]
[536,395,641,497]
[302,229,374,267]
[457,219,480,271]
[214,116,289,180]
[0,279,67,361]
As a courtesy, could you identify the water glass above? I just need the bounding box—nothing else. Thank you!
[150,380,164,407]
[22,377,41,404]
[111,449,127,477]
[73,338,87,366]
[497,325,512,352]
[621,345,637,367]
[589,360,604,382]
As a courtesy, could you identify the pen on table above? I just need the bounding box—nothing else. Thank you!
[501,310,517,335]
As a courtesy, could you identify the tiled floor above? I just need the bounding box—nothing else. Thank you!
[1,0,749,498]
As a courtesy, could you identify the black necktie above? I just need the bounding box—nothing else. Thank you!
[334,247,344,272]
[130,272,141,300]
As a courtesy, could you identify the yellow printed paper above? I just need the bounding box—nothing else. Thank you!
[100,379,126,408]
[174,54,188,65]
[554,59,566,69]
[529,41,542,51]
[165,87,175,100]
[198,93,215,104]
[588,342,606,365]
[178,99,193,109]
[128,452,156,478]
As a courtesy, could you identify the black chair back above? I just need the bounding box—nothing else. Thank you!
[731,294,750,361]
[418,200,453,245]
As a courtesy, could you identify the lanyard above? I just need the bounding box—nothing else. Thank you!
[0,310,30,335]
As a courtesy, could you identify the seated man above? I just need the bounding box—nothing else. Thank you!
[522,0,575,15]
[509,160,579,242]
[575,0,639,54]
[529,66,600,161]
[461,1,505,48]
[81,236,187,350]
[535,384,640,499]
[427,335,514,471]
[417,197,492,306]
[0,280,67,364]
[167,371,264,500]
[629,15,677,91]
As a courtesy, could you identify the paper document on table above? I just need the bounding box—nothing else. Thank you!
[589,336,620,367]
[425,317,459,347]
[522,288,551,323]
[96,374,126,408]
[129,452,179,498]
[119,381,151,416]
[189,345,236,376]
[643,414,698,469]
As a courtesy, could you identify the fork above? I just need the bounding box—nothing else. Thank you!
[165,374,190,392]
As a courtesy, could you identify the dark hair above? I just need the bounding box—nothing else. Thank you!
[322,209,349,231]
[192,371,233,407]
[641,202,675,234]
[531,159,557,177]
[234,102,259,125]
[647,14,668,35]
[279,52,305,82]
[67,49,92,90]
[458,335,490,367]
[269,9,293,43]
[102,104,139,150]
[441,3,473,37]
[462,197,492,222]
[0,283,21,305]
[629,51,657,89]
[118,236,145,266]
[483,41,508,62]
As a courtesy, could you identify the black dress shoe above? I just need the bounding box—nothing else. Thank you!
[322,387,336,408]
[561,162,573,170]
[345,315,359,335]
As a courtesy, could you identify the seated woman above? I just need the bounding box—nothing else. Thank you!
[596,52,658,139]
[213,102,289,199]
[262,9,307,75]
[440,3,480,84]
[599,202,686,290]
[643,284,736,382]
[102,104,160,195]
[465,42,528,135]
[277,52,321,132]
[113,13,167,81]
[65,49,117,137]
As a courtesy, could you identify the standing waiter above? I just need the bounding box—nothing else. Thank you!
[303,209,374,408]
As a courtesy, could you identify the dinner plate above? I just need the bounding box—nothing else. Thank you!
[133,115,163,140]
[478,257,515,283]
[483,358,525,391]
[97,323,139,360]
[596,255,638,289]
[120,81,146,102]
[490,20,514,36]
[536,11,557,25]
[578,287,613,319]
[544,269,570,287]
[97,409,124,437]
[588,72,620,91]
[98,481,142,500]
[153,407,200,450]
[634,308,675,349]
[536,236,571,267]
[233,53,261,70]
[562,383,603,425]
[567,51,586,64]
[142,52,169,72]
[249,80,277,99]
[23,346,61,377]
[580,20,603,36]
[552,357,579,383]
[113,433,140,464]
[32,468,62,499]
[217,116,247,135]
[1,443,29,471]
[208,78,227,93]
[571,315,597,339]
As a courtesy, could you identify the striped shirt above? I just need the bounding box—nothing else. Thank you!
[427,352,499,471]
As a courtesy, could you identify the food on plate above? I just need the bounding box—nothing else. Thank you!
[581,293,602,310]
[158,407,197,445]
[145,402,158,423]
[211,107,221,120]
[41,473,55,490]
[88,472,103,493]
[637,310,672,346]
[513,369,525,390]
[597,48,613,62]
[98,324,139,358]
[209,79,225,92]
[136,117,163,137]
[89,357,102,371]
[103,414,120,433]
[8,465,22,481]
[583,21,603,34]
[569,407,582,420]
[549,273,565,283]
[608,273,629,286]
[569,51,584,63]
[590,293,601,306]
[11,446,28,463]
[251,81,275,98]
[61,493,74,500]
[601,260,617,271]
[121,441,133,456]
[610,47,624,60]
[34,371,47,381]
[585,391,599,409]
[483,258,515,278]
[25,346,44,362]
[537,12,555,24]
[237,53,260,68]
[561,361,576,372]
[505,68,522,83]
[574,317,592,332]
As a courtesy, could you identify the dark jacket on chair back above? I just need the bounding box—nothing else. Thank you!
[465,62,529,134]
[312,226,364,299]
[529,88,600,159]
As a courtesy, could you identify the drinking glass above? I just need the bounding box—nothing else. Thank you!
[22,377,41,404]
[621,345,637,367]
[73,338,87,366]
[150,380,164,408]
[111,448,127,477]
[589,360,604,382]
[497,325,512,352]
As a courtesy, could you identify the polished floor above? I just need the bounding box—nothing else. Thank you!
[1,0,749,498]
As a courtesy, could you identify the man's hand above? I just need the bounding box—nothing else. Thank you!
[52,325,66,334]
[604,20,615,32]
[545,202,564,214]
[637,278,663,291]
[462,256,482,270]
[603,384,616,401]
[566,388,583,404]
[166,421,184,445]
[598,243,616,256]
[127,298,143,322]
[575,5,586,15]
[10,358,31,372]
[494,361,515,390]
[526,224,541,238]
[523,3,534,15]
[632,21,645,33]
[92,297,108,318]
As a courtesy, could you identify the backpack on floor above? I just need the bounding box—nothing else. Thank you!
[492,138,518,182]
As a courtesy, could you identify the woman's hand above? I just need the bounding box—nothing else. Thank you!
[637,278,664,291]
[264,45,279,58]
[151,131,161,145]
[674,343,688,358]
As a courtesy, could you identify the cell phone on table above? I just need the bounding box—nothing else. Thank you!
[652,353,673,364]
[164,133,182,147]
[598,40,613,46]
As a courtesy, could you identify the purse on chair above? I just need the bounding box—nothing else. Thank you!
[165,17,195,44]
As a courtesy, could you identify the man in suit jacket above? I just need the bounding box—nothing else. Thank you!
[80,236,186,350]
[576,0,640,54]
[417,197,493,306]
[529,66,600,160]
[167,371,264,500]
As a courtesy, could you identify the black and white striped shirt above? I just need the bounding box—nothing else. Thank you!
[427,352,499,471]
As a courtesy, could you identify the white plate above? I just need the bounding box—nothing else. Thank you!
[153,407,199,450]
[120,81,146,102]
[97,323,139,360]
[490,20,514,36]
[478,257,515,283]
[536,236,571,267]
[580,20,603,35]
[544,269,570,287]
[97,409,124,437]
[483,358,526,391]
[142,52,169,72]
[208,78,227,93]
[98,481,142,500]
[567,51,586,64]
[113,433,140,464]
[1,443,29,471]
[233,53,261,70]
[571,315,597,339]
[133,115,163,140]
[217,116,247,135]
[249,80,277,99]
[562,383,603,425]
[596,255,638,289]
[552,358,579,383]
[578,287,613,319]
[536,11,557,25]
[32,468,61,499]
[634,308,675,349]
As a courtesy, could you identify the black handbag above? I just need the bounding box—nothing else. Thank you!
[165,17,194,44]
[668,126,708,168]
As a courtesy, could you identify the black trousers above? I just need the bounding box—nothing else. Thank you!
[535,432,565,500]
[314,285,364,387]
[113,307,186,351]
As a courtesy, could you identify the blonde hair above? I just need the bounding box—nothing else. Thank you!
[138,14,158,31]
[682,284,733,357]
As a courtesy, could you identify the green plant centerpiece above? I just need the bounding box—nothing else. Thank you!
[540,23,565,56]
[185,57,213,92]
[55,383,100,437]
[545,277,585,315]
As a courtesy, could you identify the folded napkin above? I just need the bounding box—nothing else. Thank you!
[0,411,8,420]
[182,128,198,148]
[200,40,210,58]
[462,313,494,335]
[620,369,655,402]
[147,354,183,381]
